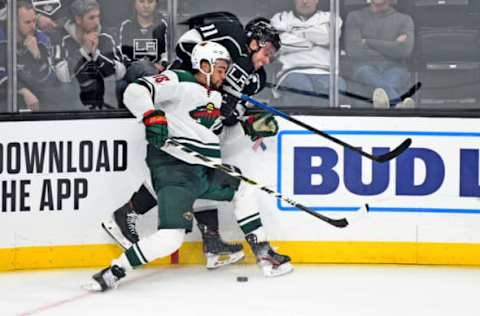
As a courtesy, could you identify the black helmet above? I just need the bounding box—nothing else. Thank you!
[245,17,281,51]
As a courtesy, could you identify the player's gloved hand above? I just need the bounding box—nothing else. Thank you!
[220,92,245,127]
[241,112,279,141]
[143,109,168,148]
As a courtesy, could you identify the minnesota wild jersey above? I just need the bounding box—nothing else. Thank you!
[123,69,222,163]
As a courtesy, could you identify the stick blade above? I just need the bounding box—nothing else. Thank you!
[374,138,412,162]
[328,218,349,228]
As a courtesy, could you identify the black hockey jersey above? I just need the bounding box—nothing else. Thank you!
[176,13,266,96]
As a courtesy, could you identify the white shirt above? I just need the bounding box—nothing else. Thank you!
[271,10,342,77]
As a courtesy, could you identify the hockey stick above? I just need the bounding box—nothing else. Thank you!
[265,81,422,105]
[164,138,349,228]
[223,86,412,163]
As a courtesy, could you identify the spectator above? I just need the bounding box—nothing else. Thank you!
[119,0,167,67]
[116,0,168,107]
[344,0,415,108]
[55,0,125,110]
[271,0,346,107]
[0,1,55,111]
[32,0,73,33]
[30,0,80,61]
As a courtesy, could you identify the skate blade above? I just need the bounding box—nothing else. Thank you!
[81,281,103,292]
[261,262,294,277]
[101,218,132,249]
[206,250,245,269]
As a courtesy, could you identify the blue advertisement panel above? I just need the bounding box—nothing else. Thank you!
[278,130,480,214]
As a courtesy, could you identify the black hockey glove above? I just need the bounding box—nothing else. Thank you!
[220,92,246,127]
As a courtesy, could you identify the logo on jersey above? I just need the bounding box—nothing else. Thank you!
[133,39,158,60]
[227,64,250,91]
[189,103,220,129]
[32,0,61,16]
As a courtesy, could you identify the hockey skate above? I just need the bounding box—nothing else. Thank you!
[246,234,293,277]
[82,265,126,292]
[101,202,139,249]
[198,223,245,269]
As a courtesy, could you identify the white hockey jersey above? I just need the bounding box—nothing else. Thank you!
[123,69,223,164]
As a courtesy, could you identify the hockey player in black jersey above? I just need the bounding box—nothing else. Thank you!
[102,13,292,277]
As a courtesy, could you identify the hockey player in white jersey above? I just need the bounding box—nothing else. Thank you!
[102,14,293,277]
[87,41,239,291]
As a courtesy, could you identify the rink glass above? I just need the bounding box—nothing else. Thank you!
[1,0,480,113]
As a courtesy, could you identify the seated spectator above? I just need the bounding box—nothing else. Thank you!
[271,0,346,107]
[55,0,125,110]
[0,1,55,111]
[344,0,415,108]
[32,0,75,47]
[116,0,168,107]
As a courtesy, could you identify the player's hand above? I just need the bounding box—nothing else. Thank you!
[241,112,279,141]
[220,92,244,127]
[143,109,168,148]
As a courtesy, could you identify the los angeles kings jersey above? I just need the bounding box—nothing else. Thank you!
[176,19,266,95]
[123,70,223,164]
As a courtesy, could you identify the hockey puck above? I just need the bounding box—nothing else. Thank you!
[236,276,248,282]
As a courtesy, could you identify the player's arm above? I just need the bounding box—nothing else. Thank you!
[123,79,156,120]
[123,75,176,148]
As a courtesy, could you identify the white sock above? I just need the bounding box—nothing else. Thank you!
[117,229,185,269]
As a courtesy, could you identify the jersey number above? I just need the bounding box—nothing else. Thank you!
[153,74,170,84]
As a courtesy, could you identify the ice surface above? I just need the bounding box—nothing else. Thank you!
[2,264,479,316]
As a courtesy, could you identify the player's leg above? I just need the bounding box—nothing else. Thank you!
[233,183,293,277]
[91,228,185,292]
[194,200,244,269]
[203,168,293,277]
[102,182,245,263]
[101,183,157,248]
[88,150,203,291]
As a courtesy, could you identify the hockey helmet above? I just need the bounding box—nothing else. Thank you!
[245,17,281,51]
[191,41,231,72]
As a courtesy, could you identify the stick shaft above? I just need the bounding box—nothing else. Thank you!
[164,139,348,228]
[223,86,411,163]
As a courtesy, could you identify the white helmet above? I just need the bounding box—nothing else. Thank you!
[191,41,231,72]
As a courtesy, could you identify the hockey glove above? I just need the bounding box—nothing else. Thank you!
[241,112,279,141]
[143,109,168,148]
[220,92,245,127]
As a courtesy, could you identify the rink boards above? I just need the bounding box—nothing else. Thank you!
[1,116,480,270]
